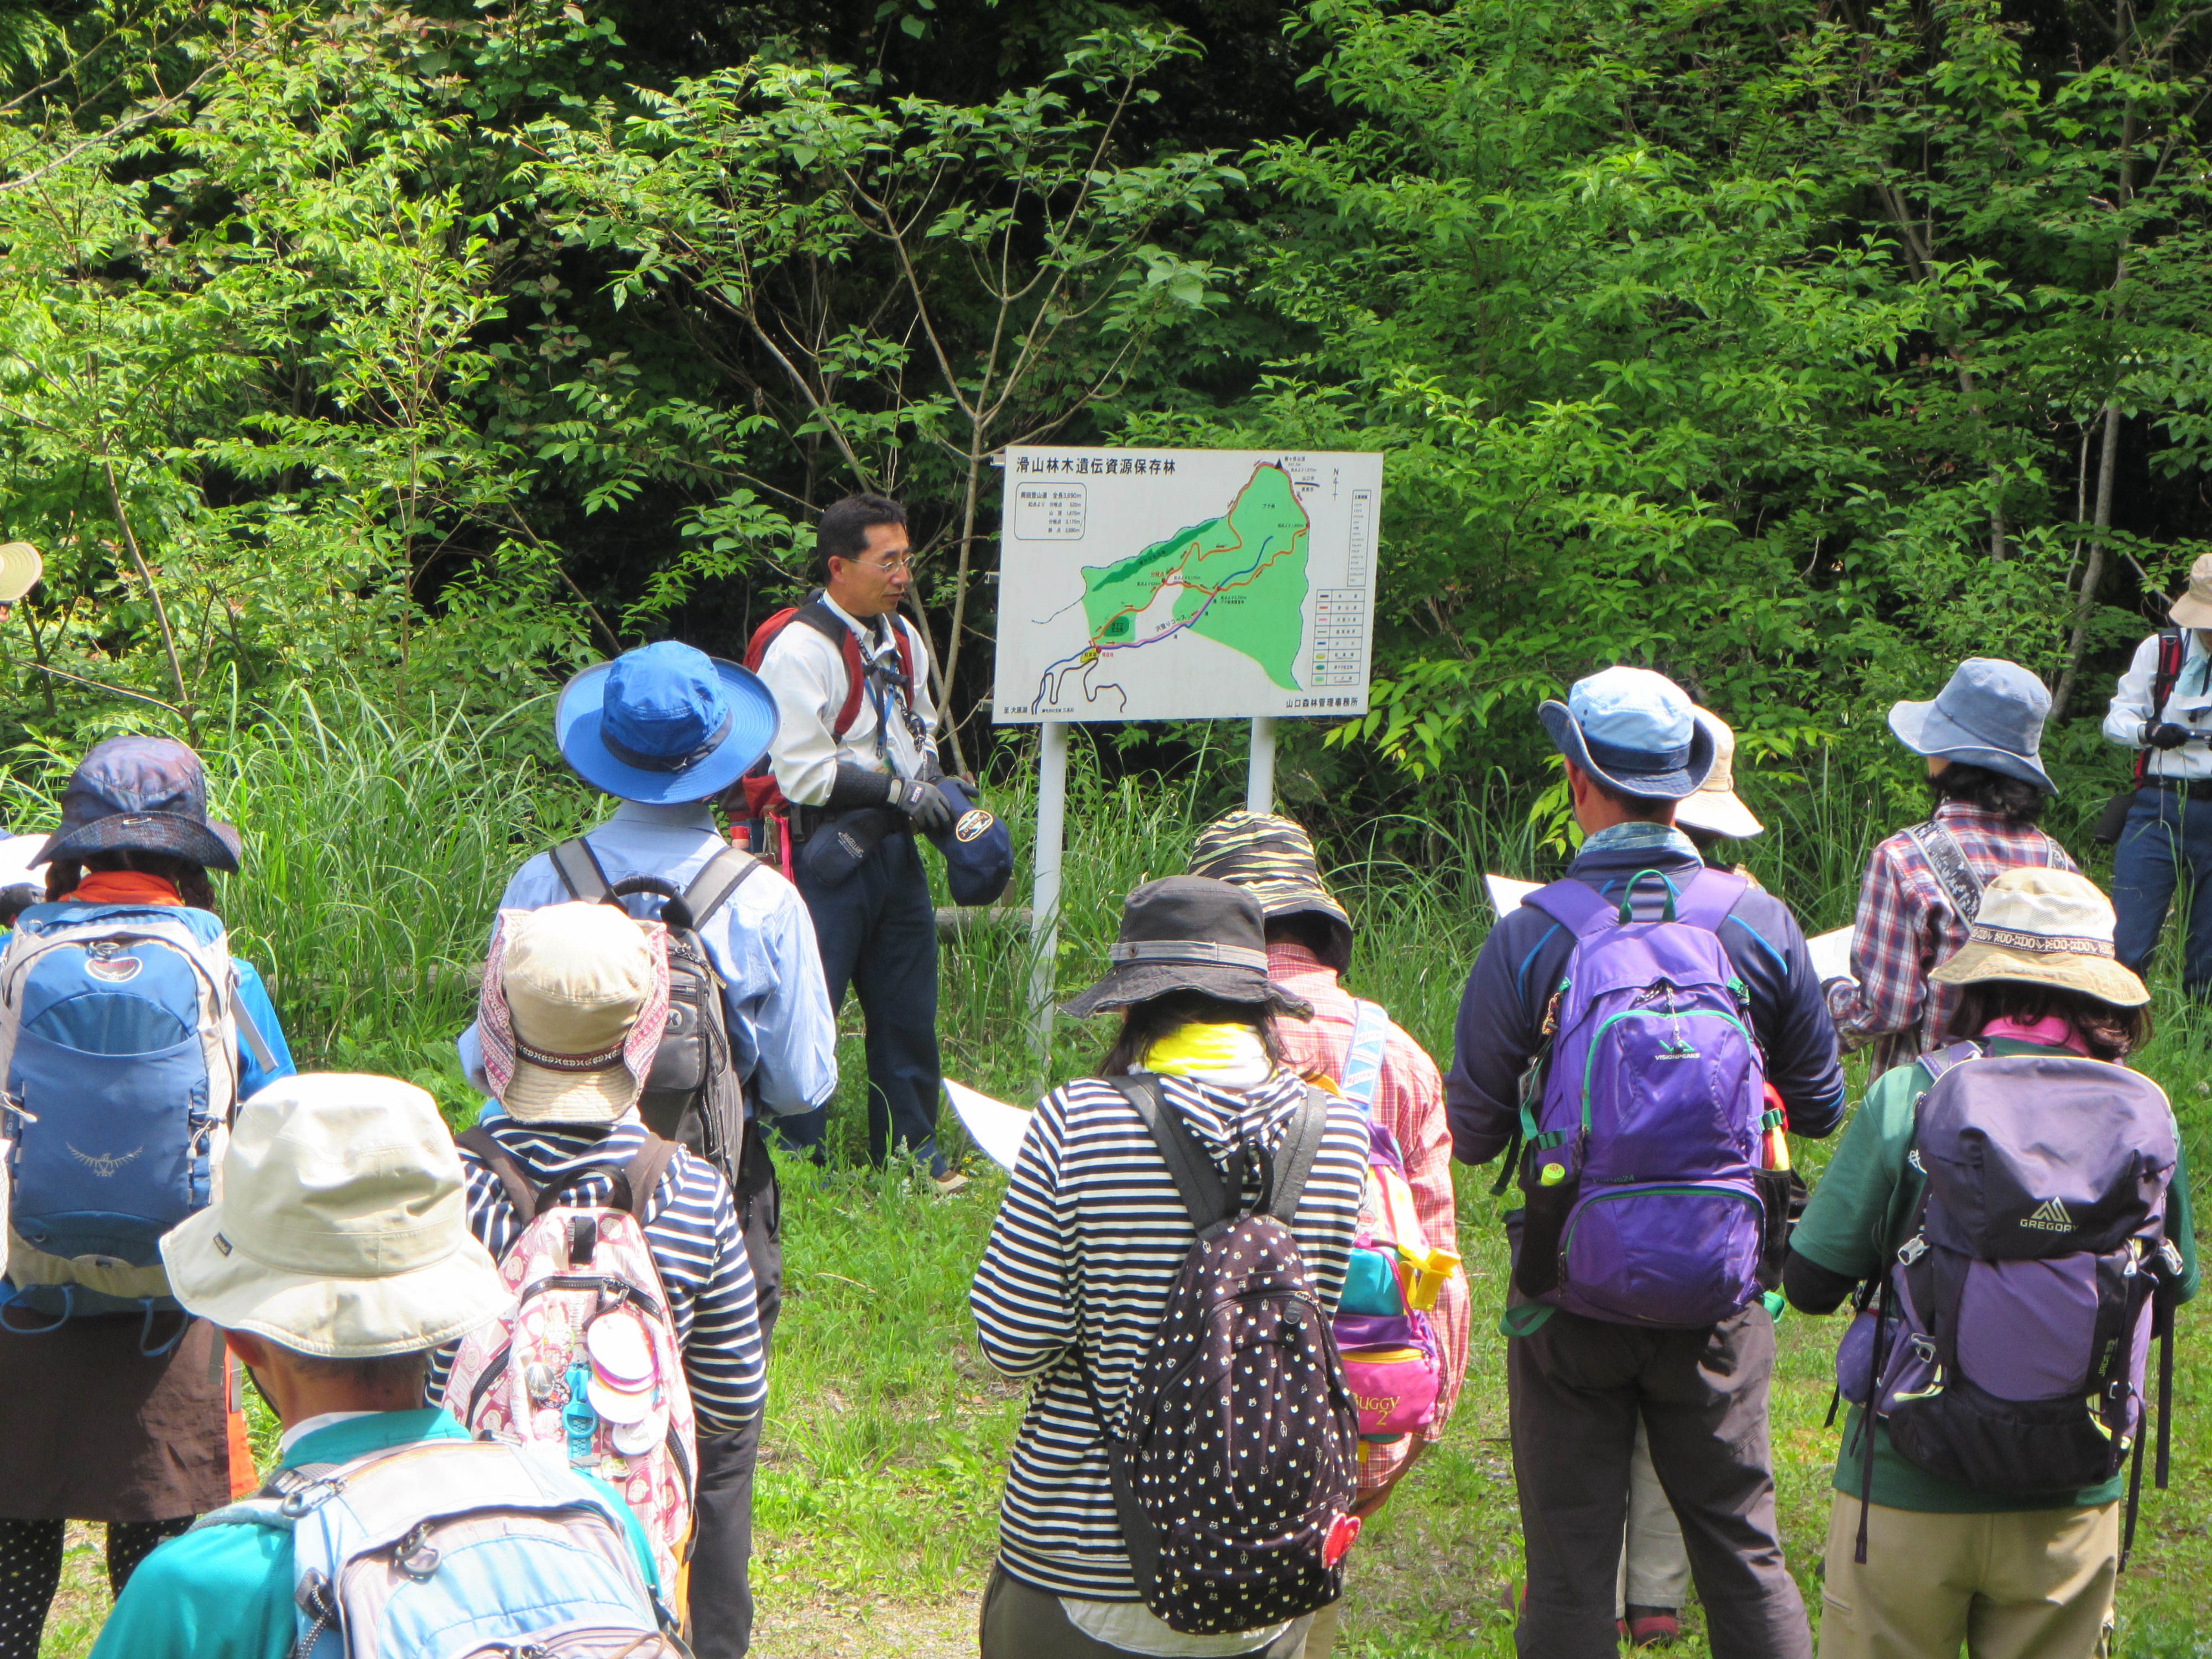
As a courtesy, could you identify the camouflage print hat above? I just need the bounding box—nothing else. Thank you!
[1187,810,1354,974]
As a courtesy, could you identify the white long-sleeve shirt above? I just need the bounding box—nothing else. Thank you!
[2104,630,2212,781]
[754,595,938,806]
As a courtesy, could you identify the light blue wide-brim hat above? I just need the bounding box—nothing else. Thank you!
[1538,665,1717,800]
[1887,657,2056,795]
[557,640,779,805]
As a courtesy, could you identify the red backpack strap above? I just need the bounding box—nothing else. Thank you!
[743,606,799,672]
[2137,629,2189,785]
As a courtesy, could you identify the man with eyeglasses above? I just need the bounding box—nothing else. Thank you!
[753,492,963,1192]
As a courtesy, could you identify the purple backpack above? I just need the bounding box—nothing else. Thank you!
[1835,1042,2180,1561]
[1510,868,1787,1327]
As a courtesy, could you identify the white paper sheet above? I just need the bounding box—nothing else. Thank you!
[1807,926,1855,983]
[1485,874,1542,915]
[944,1078,1034,1172]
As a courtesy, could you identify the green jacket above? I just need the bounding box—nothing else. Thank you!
[1792,1039,2200,1514]
[90,1410,660,1659]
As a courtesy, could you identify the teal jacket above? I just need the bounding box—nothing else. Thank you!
[90,1410,660,1659]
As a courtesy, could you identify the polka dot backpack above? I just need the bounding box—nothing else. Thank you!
[1087,1078,1361,1636]
[441,1130,697,1603]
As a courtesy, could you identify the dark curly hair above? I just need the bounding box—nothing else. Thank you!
[1100,990,1282,1079]
[1929,761,2048,822]
[1948,981,2150,1063]
[45,849,218,914]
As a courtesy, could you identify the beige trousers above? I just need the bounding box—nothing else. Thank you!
[1617,1418,1692,1616]
[1817,1495,2117,1659]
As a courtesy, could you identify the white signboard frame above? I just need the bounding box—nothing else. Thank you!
[992,446,1384,1065]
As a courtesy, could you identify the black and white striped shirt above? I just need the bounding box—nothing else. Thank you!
[969,1069,1368,1600]
[425,1114,765,1432]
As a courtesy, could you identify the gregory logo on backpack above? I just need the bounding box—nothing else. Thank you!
[2024,1197,2074,1232]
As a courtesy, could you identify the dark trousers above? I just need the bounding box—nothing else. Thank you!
[687,1125,782,1658]
[1506,1303,1810,1659]
[0,1517,187,1659]
[780,828,943,1172]
[2112,785,2212,995]
[978,1564,1312,1658]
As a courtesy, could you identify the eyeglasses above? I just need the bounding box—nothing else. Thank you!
[856,551,914,574]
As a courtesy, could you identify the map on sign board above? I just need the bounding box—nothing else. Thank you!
[992,446,1384,723]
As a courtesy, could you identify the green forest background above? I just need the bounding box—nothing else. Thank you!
[12,0,2212,1653]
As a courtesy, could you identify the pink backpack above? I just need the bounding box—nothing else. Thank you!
[442,1128,698,1601]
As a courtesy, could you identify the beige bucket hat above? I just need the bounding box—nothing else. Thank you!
[479,901,670,1124]
[1672,708,1764,841]
[2170,552,2212,629]
[1929,868,2148,1007]
[160,1073,508,1357]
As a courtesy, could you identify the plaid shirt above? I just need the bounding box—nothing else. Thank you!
[1825,802,2074,1077]
[1267,941,1469,1496]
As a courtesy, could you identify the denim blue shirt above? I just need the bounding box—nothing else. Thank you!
[458,802,838,1115]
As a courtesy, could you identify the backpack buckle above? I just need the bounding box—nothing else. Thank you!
[1897,1234,1928,1266]
[394,1520,442,1581]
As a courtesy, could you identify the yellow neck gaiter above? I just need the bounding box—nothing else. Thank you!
[1141,1021,1269,1081]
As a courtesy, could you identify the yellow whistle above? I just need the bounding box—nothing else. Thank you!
[1539,1162,1567,1187]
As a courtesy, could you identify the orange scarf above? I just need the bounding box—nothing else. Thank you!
[67,869,184,906]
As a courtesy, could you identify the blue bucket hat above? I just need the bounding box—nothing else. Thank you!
[556,641,779,806]
[1887,658,2056,795]
[1538,667,1716,800]
[927,777,1013,907]
[36,735,241,872]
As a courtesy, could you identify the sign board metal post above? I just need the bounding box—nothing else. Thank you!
[1247,716,1277,815]
[1029,721,1069,1071]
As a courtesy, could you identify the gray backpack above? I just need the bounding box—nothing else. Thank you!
[1836,1044,2180,1563]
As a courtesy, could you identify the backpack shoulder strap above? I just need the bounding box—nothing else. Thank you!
[1110,1076,1231,1231]
[1264,1086,1331,1223]
[1671,866,1752,932]
[1916,1040,1984,1093]
[1522,876,1613,937]
[549,836,613,904]
[187,1496,295,1535]
[794,599,870,740]
[680,844,762,933]
[228,974,278,1076]
[1341,999,1391,1117]
[457,1124,539,1220]
[1903,819,1984,921]
[621,1133,679,1222]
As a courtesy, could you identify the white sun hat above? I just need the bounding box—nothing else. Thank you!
[0,543,40,604]
[1672,708,1764,841]
[160,1073,509,1358]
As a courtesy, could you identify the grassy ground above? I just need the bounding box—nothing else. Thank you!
[28,707,2212,1655]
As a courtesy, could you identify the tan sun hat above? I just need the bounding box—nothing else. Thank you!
[159,1073,508,1358]
[0,543,40,604]
[479,901,670,1124]
[1929,868,2148,1007]
[2169,552,2212,629]
[1672,708,1764,841]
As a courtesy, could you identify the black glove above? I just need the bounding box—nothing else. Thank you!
[2149,722,2194,751]
[826,762,896,810]
[891,777,956,834]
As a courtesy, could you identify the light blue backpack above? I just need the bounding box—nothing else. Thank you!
[194,1437,688,1658]
[0,900,274,1336]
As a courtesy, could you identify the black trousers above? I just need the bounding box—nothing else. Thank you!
[687,1123,782,1658]
[1506,1302,1811,1659]
[0,1517,187,1659]
[780,829,943,1172]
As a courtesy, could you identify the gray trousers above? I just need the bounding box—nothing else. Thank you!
[1618,1420,1692,1615]
[979,1566,1312,1659]
[1507,1303,1811,1659]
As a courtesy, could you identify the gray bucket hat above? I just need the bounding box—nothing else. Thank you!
[1887,658,2056,794]
[1063,876,1313,1020]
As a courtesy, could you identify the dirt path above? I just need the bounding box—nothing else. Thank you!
[749,1590,979,1658]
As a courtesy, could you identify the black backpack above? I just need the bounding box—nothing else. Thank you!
[1086,1077,1359,1635]
[550,838,759,1178]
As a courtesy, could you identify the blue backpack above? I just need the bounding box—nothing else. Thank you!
[194,1437,686,1658]
[1508,868,1789,1328]
[0,901,274,1336]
